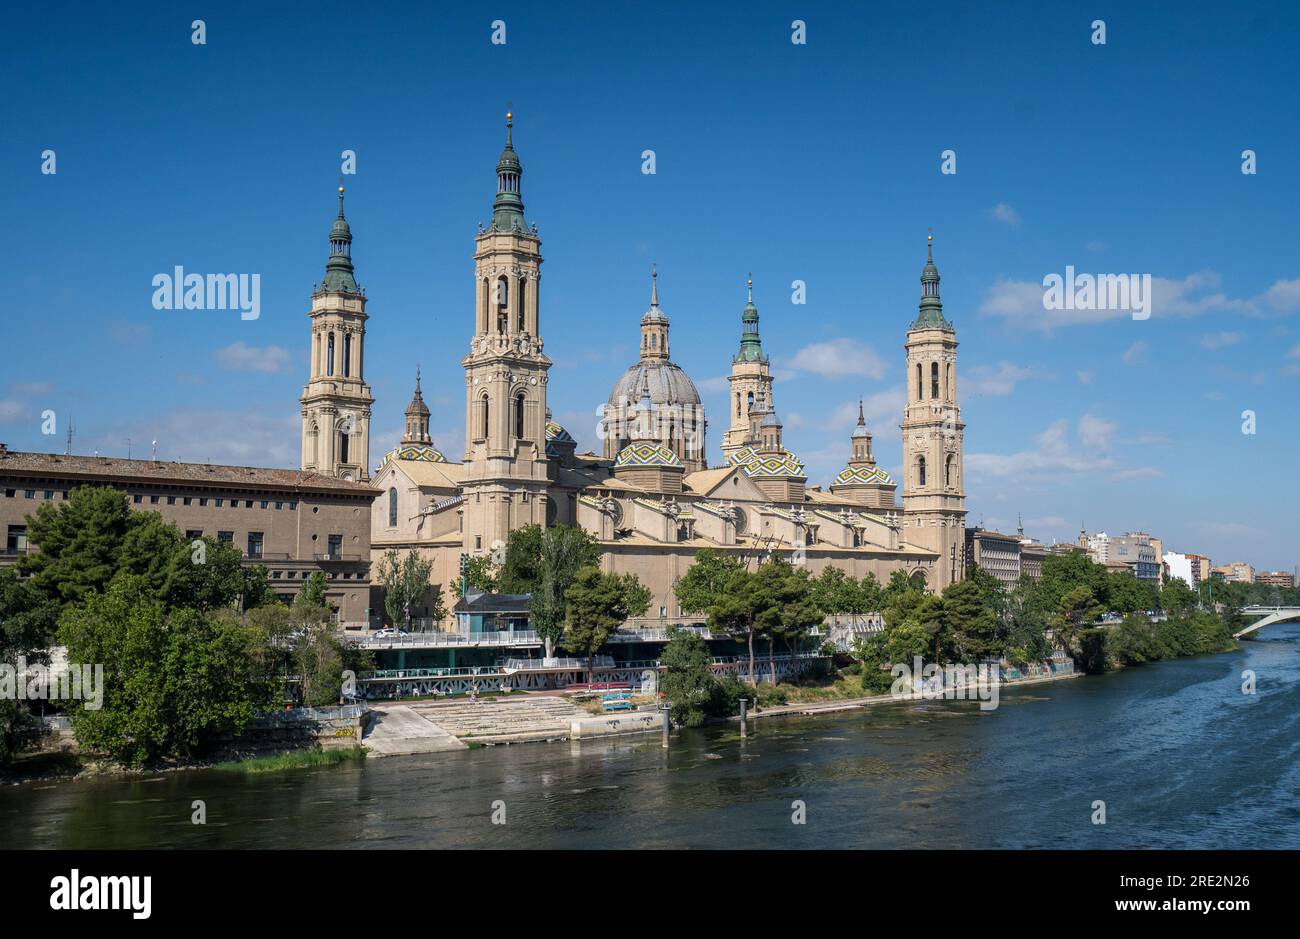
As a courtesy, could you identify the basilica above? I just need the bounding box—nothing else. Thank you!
[301,114,968,626]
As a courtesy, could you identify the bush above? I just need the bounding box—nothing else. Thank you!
[861,665,894,695]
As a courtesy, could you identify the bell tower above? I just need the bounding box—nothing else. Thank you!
[722,277,775,460]
[901,236,966,589]
[461,112,551,556]
[300,186,373,481]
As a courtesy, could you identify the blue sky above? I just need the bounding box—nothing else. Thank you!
[2,1,1297,570]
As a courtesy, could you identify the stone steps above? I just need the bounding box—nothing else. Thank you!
[409,696,586,738]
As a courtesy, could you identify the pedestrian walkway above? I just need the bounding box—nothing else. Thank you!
[408,695,588,743]
[362,705,468,756]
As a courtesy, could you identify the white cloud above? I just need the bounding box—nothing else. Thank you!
[821,387,906,431]
[215,342,292,373]
[1076,370,1094,385]
[95,408,301,467]
[1078,414,1116,451]
[1122,341,1147,365]
[1199,331,1242,350]
[0,400,24,423]
[980,269,1300,331]
[10,381,53,396]
[696,375,729,393]
[966,361,1041,396]
[788,338,887,380]
[989,203,1021,227]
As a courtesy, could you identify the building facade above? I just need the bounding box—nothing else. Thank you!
[1256,570,1295,588]
[366,115,969,626]
[0,444,374,620]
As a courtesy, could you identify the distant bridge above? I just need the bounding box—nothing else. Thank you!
[1234,606,1300,639]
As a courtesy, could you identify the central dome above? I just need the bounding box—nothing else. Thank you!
[608,360,702,410]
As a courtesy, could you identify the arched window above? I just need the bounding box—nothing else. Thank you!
[327,333,335,376]
[343,334,352,378]
[338,429,350,464]
[945,453,955,487]
[388,488,398,527]
[946,363,953,400]
[931,362,940,399]
[746,391,754,413]
[735,393,741,416]
[480,394,490,439]
[916,363,923,399]
[308,422,319,466]
[517,278,526,331]
[918,455,927,487]
[496,276,509,333]
[514,393,526,439]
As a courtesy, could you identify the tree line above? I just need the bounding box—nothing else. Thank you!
[1,486,368,768]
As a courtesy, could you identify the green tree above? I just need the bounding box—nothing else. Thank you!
[659,628,717,726]
[941,575,1002,661]
[58,580,275,766]
[562,567,651,682]
[497,524,544,594]
[1052,586,1104,662]
[19,486,136,606]
[753,558,819,684]
[377,549,437,630]
[296,571,332,612]
[0,569,59,766]
[530,526,601,660]
[1159,577,1199,616]
[450,554,500,598]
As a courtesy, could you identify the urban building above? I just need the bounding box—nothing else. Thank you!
[1109,532,1160,583]
[966,527,1022,590]
[1211,560,1255,583]
[1256,570,1295,588]
[0,444,375,620]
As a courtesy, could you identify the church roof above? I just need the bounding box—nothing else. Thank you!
[379,444,447,467]
[615,442,684,469]
[321,187,360,295]
[609,360,702,409]
[727,445,806,479]
[833,464,895,486]
[545,420,574,443]
[911,235,953,331]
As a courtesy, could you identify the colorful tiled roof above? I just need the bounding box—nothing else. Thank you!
[727,445,805,479]
[615,442,683,469]
[833,464,894,486]
[379,444,447,468]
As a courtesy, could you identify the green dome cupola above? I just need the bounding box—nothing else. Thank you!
[911,234,952,330]
[490,111,528,233]
[322,186,360,294]
[734,275,768,364]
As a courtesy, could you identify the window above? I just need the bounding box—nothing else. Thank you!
[945,453,954,487]
[150,495,159,504]
[289,501,298,511]
[480,394,490,438]
[260,500,269,510]
[3,489,13,498]
[343,333,352,377]
[275,501,283,510]
[327,333,335,376]
[339,430,349,464]
[931,362,940,399]
[247,532,264,558]
[183,497,192,506]
[514,393,526,439]
[327,534,342,559]
[918,455,927,487]
[24,490,35,499]
[217,531,233,543]
[7,525,27,554]
[517,278,526,331]
[167,496,176,505]
[133,494,142,504]
[215,498,223,507]
[245,500,254,508]
[475,535,482,550]
[199,498,208,506]
[916,363,923,399]
[186,530,203,540]
[388,488,398,527]
[43,490,53,500]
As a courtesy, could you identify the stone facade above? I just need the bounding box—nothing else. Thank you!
[0,446,374,621]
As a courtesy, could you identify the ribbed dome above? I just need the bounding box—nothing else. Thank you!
[608,361,702,410]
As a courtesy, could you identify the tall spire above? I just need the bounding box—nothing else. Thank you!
[490,110,527,233]
[734,274,766,363]
[402,366,432,446]
[322,186,360,294]
[640,264,670,359]
[911,233,951,330]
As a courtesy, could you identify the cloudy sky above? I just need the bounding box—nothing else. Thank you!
[3,1,1297,569]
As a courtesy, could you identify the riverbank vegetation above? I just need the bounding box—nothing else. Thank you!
[0,487,370,770]
[215,745,366,775]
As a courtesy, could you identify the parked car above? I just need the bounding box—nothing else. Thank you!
[374,627,399,638]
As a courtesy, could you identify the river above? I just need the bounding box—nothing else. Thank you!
[3,622,1298,849]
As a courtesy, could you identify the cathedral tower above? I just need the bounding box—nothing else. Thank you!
[461,113,551,555]
[300,187,373,481]
[721,277,775,460]
[901,236,966,589]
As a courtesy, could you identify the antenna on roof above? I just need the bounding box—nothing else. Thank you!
[126,437,132,460]
[65,416,73,456]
